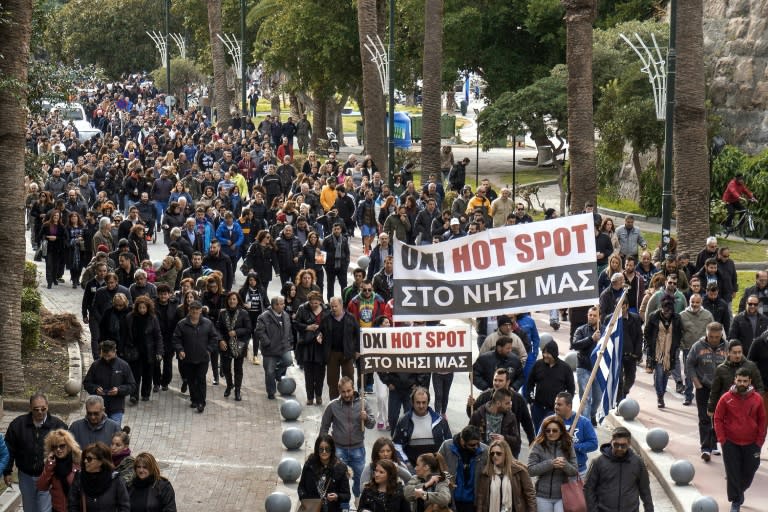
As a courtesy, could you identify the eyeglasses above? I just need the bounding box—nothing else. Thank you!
[748,303,759,306]
[32,407,48,412]
[544,428,561,434]
[55,444,68,451]
[84,456,95,463]
[318,447,332,453]
[86,410,102,417]
[517,207,525,211]
[490,451,503,457]
[362,288,373,292]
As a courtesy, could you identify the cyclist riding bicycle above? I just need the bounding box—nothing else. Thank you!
[722,173,757,230]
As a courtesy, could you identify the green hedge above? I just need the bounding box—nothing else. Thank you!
[22,287,41,313]
[711,146,768,223]
[21,310,41,356]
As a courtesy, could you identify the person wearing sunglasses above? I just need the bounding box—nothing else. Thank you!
[477,439,535,512]
[69,396,122,450]
[3,393,68,512]
[527,416,578,512]
[584,426,653,512]
[68,441,129,511]
[436,426,485,512]
[297,434,351,512]
[36,430,81,512]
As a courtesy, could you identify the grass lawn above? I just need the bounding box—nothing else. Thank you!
[490,169,560,188]
[638,231,767,262]
[597,193,646,214]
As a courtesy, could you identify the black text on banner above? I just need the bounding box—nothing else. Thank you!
[360,326,472,373]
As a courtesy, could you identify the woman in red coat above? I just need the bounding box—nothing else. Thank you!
[37,429,82,512]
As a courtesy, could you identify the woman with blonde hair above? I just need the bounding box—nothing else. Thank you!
[295,268,321,304]
[128,452,176,511]
[476,439,535,512]
[598,253,624,294]
[37,429,82,512]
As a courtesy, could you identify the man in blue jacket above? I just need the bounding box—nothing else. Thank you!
[392,387,452,469]
[438,426,487,512]
[554,391,598,478]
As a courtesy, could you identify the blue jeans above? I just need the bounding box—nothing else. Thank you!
[336,445,366,499]
[576,368,602,420]
[531,403,554,433]
[18,470,51,512]
[108,411,124,426]
[263,351,293,396]
[536,497,563,512]
[670,347,693,401]
[154,201,168,230]
[654,363,670,398]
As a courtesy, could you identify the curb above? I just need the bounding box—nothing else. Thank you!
[0,487,21,512]
[605,413,702,512]
[3,340,83,414]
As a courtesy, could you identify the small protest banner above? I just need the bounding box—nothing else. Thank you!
[360,325,472,373]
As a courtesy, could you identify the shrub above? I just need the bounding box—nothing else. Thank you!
[21,311,41,357]
[23,261,38,288]
[21,287,41,313]
[639,164,663,217]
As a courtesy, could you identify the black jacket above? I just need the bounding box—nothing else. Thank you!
[748,331,768,386]
[321,234,351,272]
[470,405,521,457]
[392,409,452,465]
[728,312,768,357]
[525,359,575,408]
[643,311,683,370]
[472,350,524,391]
[293,303,330,364]
[127,477,176,512]
[297,458,350,512]
[702,296,732,333]
[124,312,163,364]
[622,312,644,360]
[216,307,252,357]
[83,357,136,415]
[584,443,653,512]
[245,243,280,283]
[202,252,233,291]
[359,484,409,512]
[319,312,361,359]
[68,470,130,512]
[571,323,598,371]
[3,412,68,477]
[172,316,220,364]
[154,299,180,349]
[275,235,303,274]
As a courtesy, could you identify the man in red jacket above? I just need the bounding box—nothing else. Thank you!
[714,367,767,512]
[721,173,756,230]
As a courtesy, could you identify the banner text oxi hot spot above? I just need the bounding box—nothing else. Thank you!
[360,326,472,373]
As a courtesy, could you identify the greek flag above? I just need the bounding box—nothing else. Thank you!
[591,315,624,424]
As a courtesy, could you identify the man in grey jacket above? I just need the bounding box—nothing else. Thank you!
[320,377,375,501]
[676,294,714,405]
[585,427,654,512]
[254,296,294,399]
[686,322,728,461]
[69,395,121,449]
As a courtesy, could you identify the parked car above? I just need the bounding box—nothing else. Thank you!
[52,103,101,142]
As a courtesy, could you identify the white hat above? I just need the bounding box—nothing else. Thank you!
[450,218,460,226]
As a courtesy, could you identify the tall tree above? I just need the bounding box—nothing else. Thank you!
[673,0,708,253]
[562,0,597,212]
[357,0,386,172]
[0,0,32,395]
[421,0,443,182]
[207,0,233,126]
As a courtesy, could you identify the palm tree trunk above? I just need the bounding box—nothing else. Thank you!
[312,89,327,150]
[358,0,386,169]
[674,0,708,254]
[562,0,597,213]
[421,0,443,184]
[0,0,32,395]
[207,0,233,127]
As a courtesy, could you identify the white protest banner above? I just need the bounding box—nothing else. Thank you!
[392,213,599,321]
[360,326,472,373]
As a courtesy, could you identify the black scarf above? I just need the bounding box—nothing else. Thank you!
[53,454,73,497]
[81,468,113,497]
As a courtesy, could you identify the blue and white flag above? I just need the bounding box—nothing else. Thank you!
[591,315,624,424]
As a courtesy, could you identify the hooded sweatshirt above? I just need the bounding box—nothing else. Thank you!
[685,337,727,388]
[526,341,575,408]
[584,442,654,512]
[714,385,767,446]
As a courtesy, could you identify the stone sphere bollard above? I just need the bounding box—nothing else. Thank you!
[64,379,82,396]
[670,459,695,485]
[265,492,292,512]
[617,397,640,421]
[539,333,554,346]
[646,428,669,452]
[691,496,718,512]
[280,399,303,421]
[277,377,296,396]
[281,427,305,450]
[277,458,302,483]
[357,255,370,270]
[564,351,578,372]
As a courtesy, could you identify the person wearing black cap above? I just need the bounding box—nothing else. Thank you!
[478,315,528,361]
[644,294,683,408]
[525,340,575,432]
[172,300,222,413]
[721,173,756,230]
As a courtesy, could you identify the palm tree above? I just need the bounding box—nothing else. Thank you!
[357,0,387,173]
[421,0,443,183]
[0,0,32,395]
[562,0,597,213]
[207,0,233,127]
[673,0,708,254]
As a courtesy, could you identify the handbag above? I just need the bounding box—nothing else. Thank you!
[40,239,48,257]
[297,499,322,512]
[561,476,587,512]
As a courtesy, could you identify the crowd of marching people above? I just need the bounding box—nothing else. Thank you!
[2,75,766,512]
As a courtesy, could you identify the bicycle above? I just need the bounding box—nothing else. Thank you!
[722,201,766,242]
